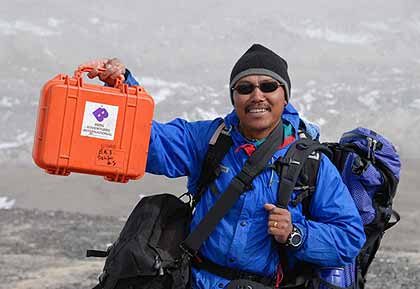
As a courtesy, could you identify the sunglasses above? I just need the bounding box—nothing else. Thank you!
[232,81,283,95]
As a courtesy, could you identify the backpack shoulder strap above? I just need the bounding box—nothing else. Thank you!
[276,138,331,209]
[297,151,322,218]
[275,138,330,282]
[192,121,233,207]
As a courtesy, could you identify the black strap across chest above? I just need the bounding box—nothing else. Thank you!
[181,122,284,256]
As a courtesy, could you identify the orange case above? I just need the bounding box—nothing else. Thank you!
[32,67,154,183]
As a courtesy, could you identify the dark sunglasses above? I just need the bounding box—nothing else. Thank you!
[232,81,283,95]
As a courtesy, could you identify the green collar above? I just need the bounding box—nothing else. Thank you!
[250,123,293,148]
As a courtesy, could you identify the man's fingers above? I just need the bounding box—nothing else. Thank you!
[101,64,123,80]
[268,208,290,217]
[267,226,289,243]
[79,59,109,79]
[268,220,292,236]
[268,225,290,235]
[264,203,276,211]
[268,213,290,222]
[99,65,115,80]
[111,73,125,81]
[274,235,286,243]
[265,204,289,215]
[87,69,99,79]
[107,59,126,80]
[110,65,125,80]
[79,59,107,70]
[266,202,292,244]
[108,67,122,80]
[98,71,109,82]
[267,219,293,244]
[78,57,125,86]
[268,220,290,230]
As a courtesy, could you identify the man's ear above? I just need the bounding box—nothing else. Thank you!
[230,90,235,106]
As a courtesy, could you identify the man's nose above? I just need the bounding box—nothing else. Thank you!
[250,85,265,101]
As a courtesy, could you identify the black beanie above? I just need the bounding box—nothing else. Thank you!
[230,44,291,104]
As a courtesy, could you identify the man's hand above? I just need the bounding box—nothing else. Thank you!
[78,58,126,86]
[264,203,293,244]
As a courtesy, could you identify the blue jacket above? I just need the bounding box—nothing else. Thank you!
[125,72,366,289]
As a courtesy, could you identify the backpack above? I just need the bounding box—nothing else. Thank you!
[87,193,192,289]
[273,127,401,289]
[328,128,400,288]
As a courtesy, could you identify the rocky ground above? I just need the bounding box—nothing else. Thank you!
[1,208,419,289]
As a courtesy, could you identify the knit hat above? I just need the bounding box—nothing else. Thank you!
[230,44,291,104]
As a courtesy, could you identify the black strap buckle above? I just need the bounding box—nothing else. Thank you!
[86,249,108,258]
[276,157,301,167]
[179,242,196,259]
[235,168,254,191]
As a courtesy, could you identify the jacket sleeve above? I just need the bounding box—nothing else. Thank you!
[146,118,222,179]
[290,155,366,266]
[123,69,140,86]
[122,69,222,178]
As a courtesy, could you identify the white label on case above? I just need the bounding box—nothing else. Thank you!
[81,101,119,140]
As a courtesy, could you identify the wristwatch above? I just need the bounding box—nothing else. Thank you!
[286,225,303,248]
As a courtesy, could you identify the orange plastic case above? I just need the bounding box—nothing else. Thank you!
[32,67,154,183]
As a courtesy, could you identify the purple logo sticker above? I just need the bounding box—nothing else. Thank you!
[93,107,109,122]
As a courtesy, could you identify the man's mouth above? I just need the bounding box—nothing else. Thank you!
[246,107,271,114]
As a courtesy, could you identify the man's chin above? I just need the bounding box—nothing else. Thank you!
[246,117,274,127]
[244,124,275,136]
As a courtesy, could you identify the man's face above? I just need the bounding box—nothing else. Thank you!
[232,75,287,140]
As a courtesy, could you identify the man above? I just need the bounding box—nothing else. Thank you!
[82,44,365,289]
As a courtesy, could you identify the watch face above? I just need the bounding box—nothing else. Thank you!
[291,234,302,246]
[288,227,303,248]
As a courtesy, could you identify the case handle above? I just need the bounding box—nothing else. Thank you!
[74,66,124,88]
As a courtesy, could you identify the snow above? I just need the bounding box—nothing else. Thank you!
[0,132,33,150]
[138,77,192,104]
[302,91,316,103]
[193,107,221,120]
[0,19,59,36]
[409,99,420,109]
[358,90,381,109]
[89,17,100,25]
[0,197,15,210]
[0,96,15,108]
[47,18,63,28]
